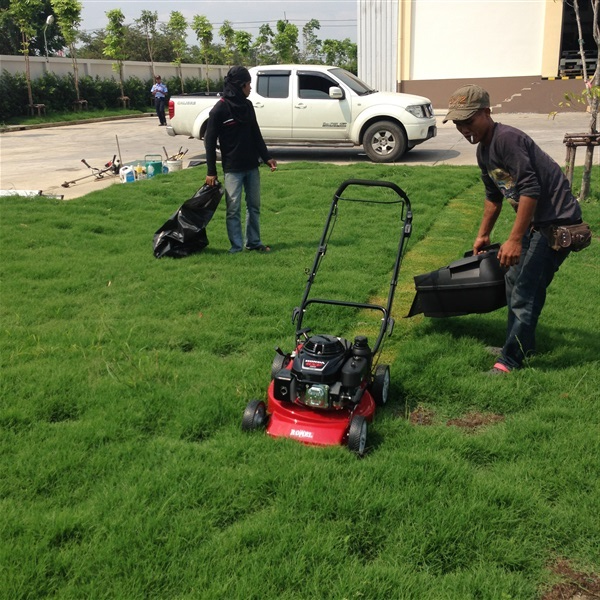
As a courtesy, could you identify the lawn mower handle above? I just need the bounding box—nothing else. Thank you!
[333,179,411,209]
[294,178,412,355]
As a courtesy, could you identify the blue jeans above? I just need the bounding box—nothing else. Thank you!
[499,229,570,370]
[224,169,262,252]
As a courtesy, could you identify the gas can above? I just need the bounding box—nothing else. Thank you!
[119,165,135,183]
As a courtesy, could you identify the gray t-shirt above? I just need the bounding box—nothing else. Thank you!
[477,123,581,227]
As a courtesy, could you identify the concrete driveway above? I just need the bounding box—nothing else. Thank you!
[0,112,594,200]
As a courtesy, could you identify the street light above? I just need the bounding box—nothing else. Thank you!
[44,15,54,61]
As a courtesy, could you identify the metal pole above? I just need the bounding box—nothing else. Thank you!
[44,15,54,61]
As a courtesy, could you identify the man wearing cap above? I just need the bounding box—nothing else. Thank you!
[205,66,277,253]
[151,75,168,126]
[444,84,583,374]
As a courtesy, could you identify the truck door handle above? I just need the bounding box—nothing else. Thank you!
[253,102,264,109]
[295,103,307,109]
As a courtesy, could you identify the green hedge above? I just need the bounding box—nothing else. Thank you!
[0,70,223,121]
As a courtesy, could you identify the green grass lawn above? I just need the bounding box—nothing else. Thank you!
[1,163,599,599]
[1,108,147,128]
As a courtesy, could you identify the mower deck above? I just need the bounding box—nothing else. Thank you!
[265,381,376,447]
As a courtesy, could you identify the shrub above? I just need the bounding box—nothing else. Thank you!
[0,69,223,120]
[123,76,152,111]
[32,72,74,112]
[0,70,28,121]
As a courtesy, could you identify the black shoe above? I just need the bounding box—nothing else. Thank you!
[245,244,271,252]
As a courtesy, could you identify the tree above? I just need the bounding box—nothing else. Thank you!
[342,39,358,74]
[234,30,252,66]
[253,23,274,64]
[192,14,213,90]
[574,0,599,200]
[78,25,173,62]
[301,19,321,63]
[560,0,599,200]
[50,0,83,102]
[76,29,104,59]
[321,38,357,72]
[321,39,344,65]
[135,10,158,77]
[8,0,44,107]
[272,19,298,63]
[1,0,63,56]
[103,9,127,99]
[0,7,21,55]
[166,11,187,94]
[219,20,235,66]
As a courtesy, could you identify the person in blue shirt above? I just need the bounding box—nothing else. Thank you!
[151,75,168,126]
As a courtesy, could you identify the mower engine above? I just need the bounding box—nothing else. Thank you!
[273,334,372,409]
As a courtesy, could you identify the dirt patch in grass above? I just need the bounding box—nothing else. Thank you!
[446,412,505,432]
[408,409,506,431]
[409,406,436,426]
[541,559,600,600]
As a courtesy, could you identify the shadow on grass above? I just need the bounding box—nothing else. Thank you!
[418,317,600,371]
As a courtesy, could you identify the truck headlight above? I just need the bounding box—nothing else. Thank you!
[405,104,433,118]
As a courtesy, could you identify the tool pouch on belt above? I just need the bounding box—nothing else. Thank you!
[544,222,592,252]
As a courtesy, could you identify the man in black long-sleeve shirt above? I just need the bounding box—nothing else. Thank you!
[444,84,584,374]
[205,66,277,253]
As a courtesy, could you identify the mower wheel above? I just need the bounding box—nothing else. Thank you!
[241,399,267,432]
[347,415,368,457]
[371,364,390,406]
[271,353,290,380]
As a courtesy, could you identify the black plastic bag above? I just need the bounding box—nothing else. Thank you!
[153,184,224,258]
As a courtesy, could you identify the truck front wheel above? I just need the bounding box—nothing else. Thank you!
[363,121,407,163]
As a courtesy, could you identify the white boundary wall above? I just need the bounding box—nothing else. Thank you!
[0,55,229,83]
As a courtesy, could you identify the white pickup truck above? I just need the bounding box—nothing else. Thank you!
[167,64,437,162]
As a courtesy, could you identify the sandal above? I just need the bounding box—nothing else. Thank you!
[486,362,511,375]
[246,244,271,252]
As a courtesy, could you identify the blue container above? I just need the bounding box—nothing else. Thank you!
[145,154,163,178]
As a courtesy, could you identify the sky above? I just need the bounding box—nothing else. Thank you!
[79,0,358,44]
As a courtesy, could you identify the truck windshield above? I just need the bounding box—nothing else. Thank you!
[328,68,377,95]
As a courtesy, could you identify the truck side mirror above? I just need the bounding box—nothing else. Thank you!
[329,87,344,100]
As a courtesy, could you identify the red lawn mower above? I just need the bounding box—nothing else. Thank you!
[242,179,413,456]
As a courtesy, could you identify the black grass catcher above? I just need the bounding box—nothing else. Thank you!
[153,183,224,258]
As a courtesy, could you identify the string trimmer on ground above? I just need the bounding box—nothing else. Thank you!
[61,155,120,188]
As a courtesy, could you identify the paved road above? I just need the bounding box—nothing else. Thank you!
[0,111,594,200]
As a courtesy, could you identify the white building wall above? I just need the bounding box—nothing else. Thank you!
[410,0,545,80]
[357,0,399,91]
